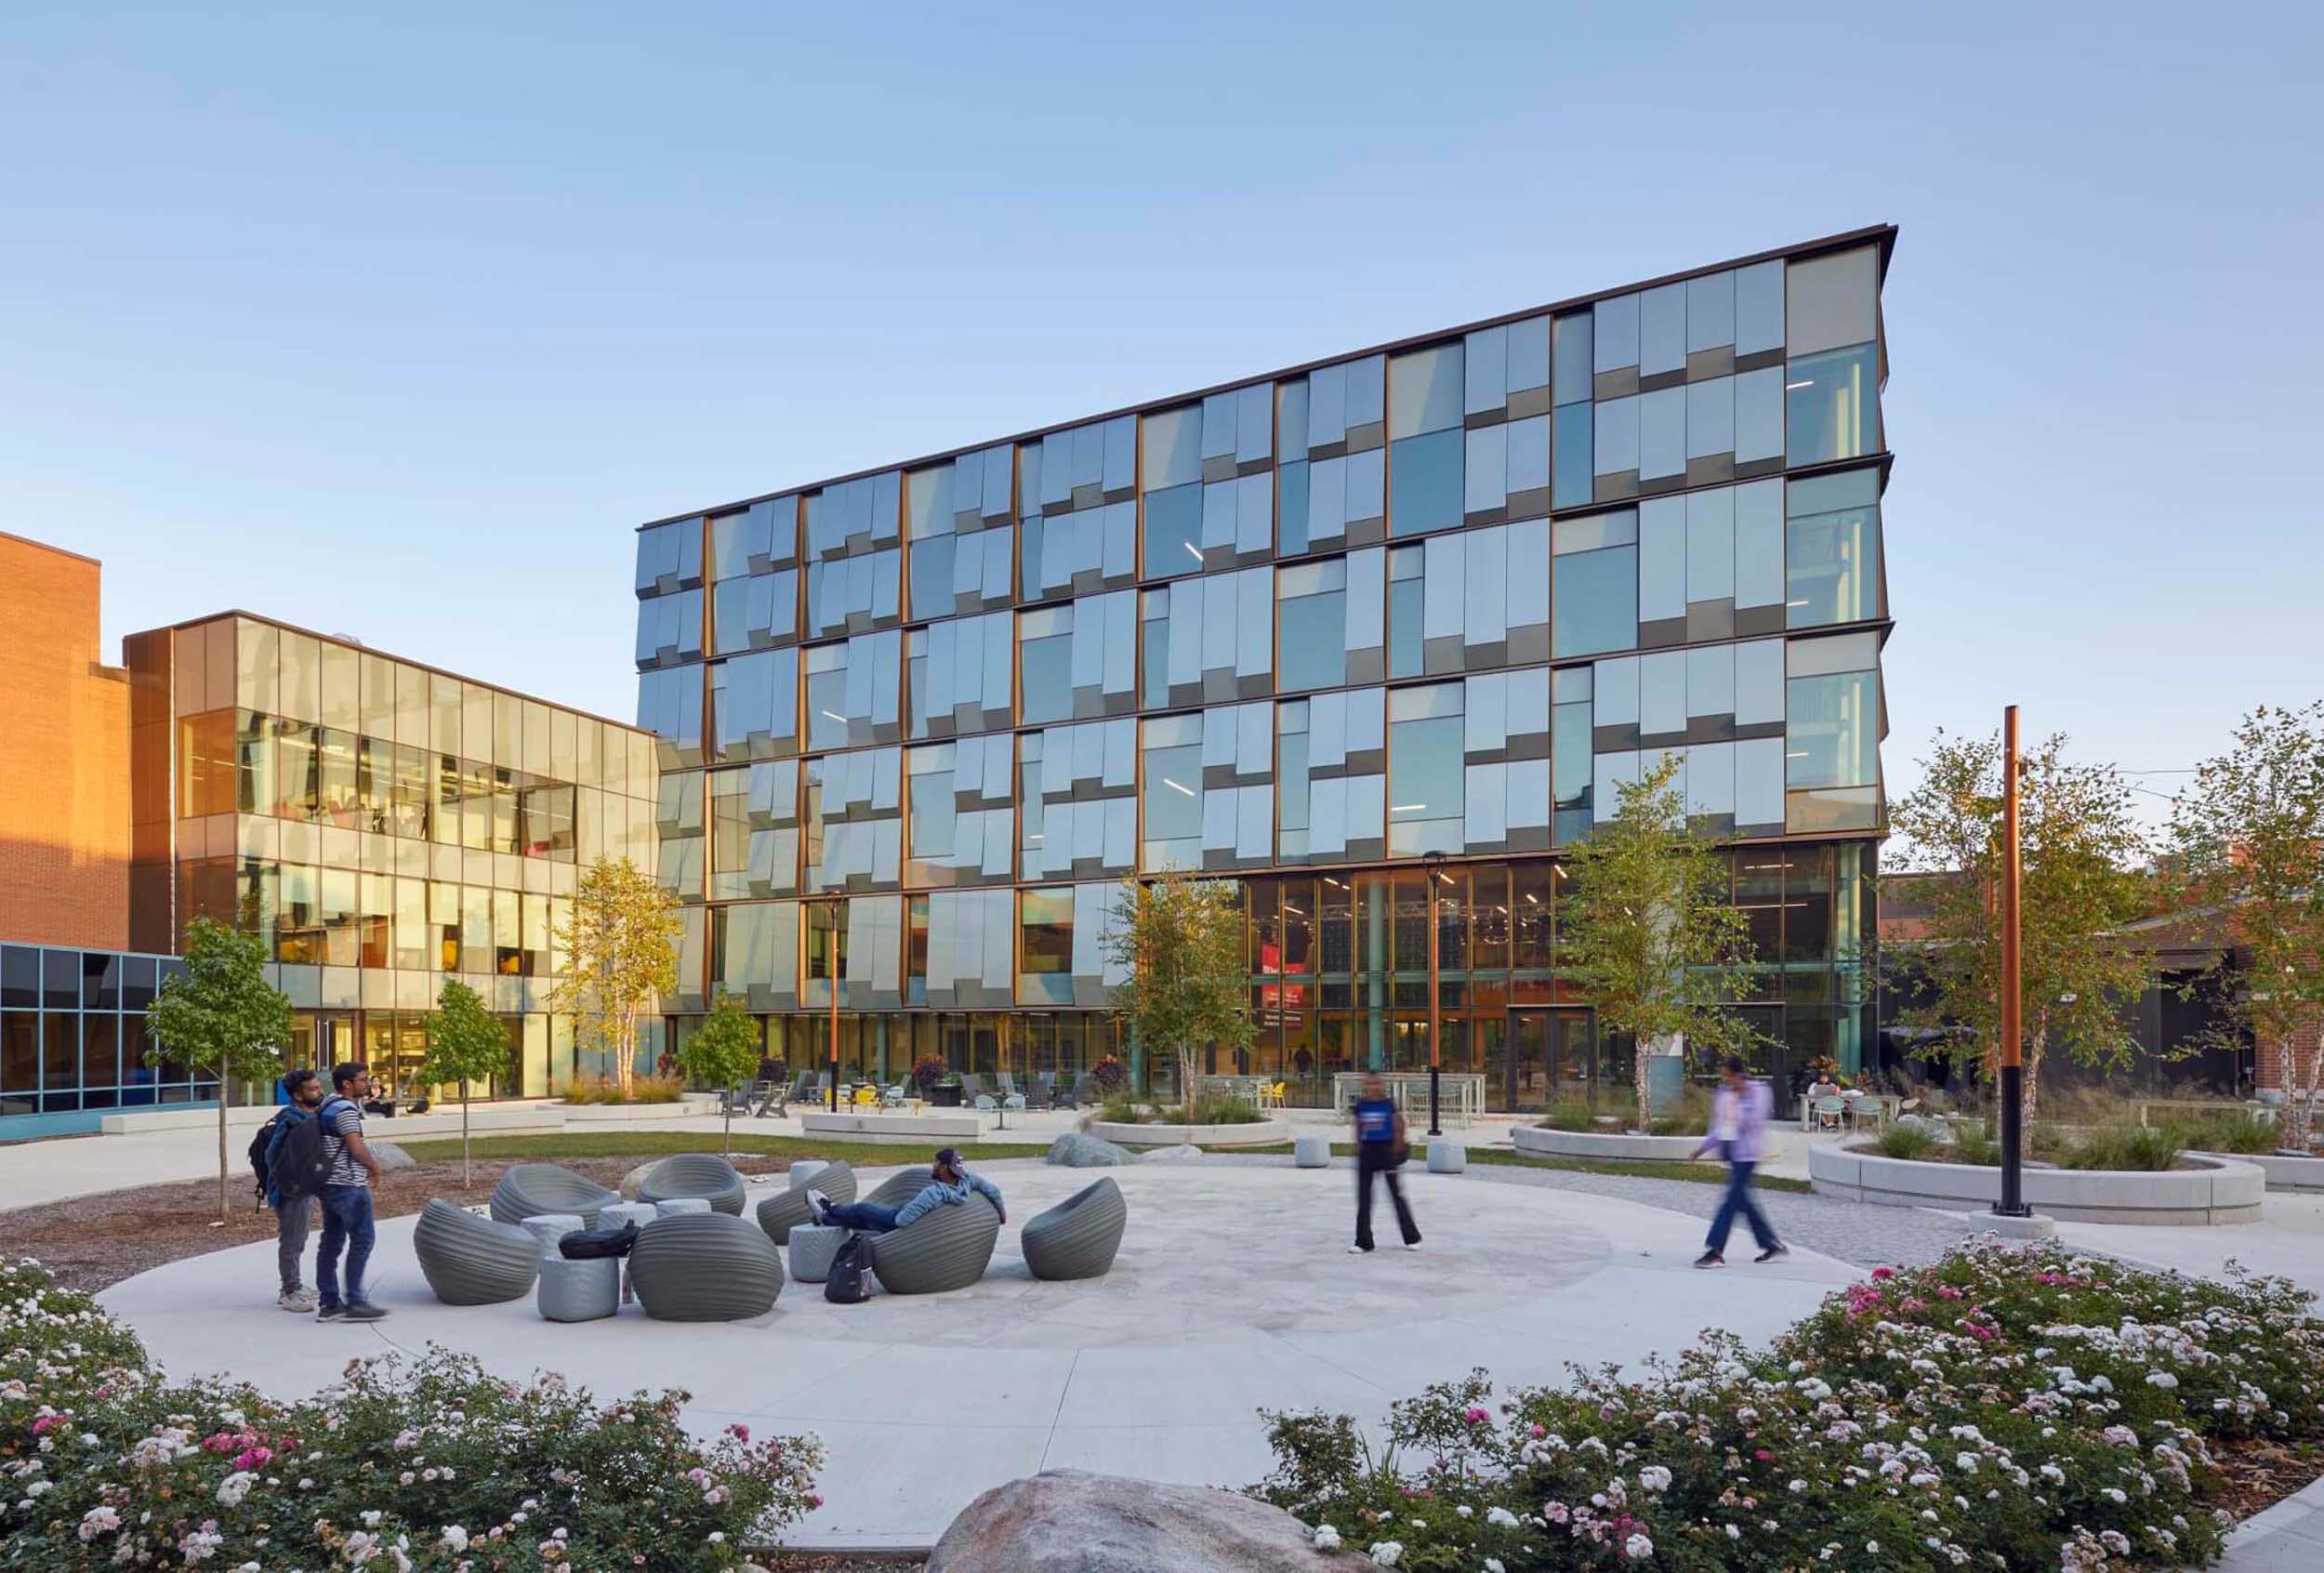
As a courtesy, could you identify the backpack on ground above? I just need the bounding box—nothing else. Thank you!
[269,1101,337,1207]
[823,1234,872,1304]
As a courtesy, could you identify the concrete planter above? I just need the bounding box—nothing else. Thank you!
[559,1101,699,1123]
[2186,1149,2324,1194]
[799,1109,984,1144]
[1087,1118,1291,1149]
[1810,1143,2265,1225]
[1512,1125,1702,1162]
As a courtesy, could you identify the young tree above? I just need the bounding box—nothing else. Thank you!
[146,918,294,1224]
[549,856,680,1100]
[1557,755,1762,1131]
[2167,703,2324,1150]
[1102,872,1255,1114]
[679,990,765,1157]
[417,979,512,1188]
[1888,728,2152,1121]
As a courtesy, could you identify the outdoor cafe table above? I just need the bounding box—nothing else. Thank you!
[1330,1071,1486,1126]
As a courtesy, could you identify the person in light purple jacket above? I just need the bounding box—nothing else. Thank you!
[1691,1055,1788,1268]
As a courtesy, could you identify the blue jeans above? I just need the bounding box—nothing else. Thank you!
[1706,1149,1778,1254]
[823,1201,902,1234]
[316,1184,376,1306]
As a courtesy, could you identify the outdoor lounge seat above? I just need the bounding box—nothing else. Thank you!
[415,1198,542,1305]
[1020,1177,1126,1281]
[867,1190,1000,1294]
[637,1152,747,1215]
[863,1165,935,1209]
[627,1212,785,1321]
[755,1159,857,1245]
[491,1163,619,1228]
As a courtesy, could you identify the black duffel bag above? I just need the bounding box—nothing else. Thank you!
[557,1220,641,1260]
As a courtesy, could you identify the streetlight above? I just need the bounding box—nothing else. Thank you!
[1995,705,2028,1220]
[825,892,843,1113]
[1424,852,1446,1137]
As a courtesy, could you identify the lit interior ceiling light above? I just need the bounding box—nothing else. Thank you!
[1164,778,1195,797]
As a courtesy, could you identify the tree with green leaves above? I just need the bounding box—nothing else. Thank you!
[417,979,512,1188]
[2167,703,2324,1151]
[549,856,680,1100]
[1557,755,1762,1132]
[1888,728,2152,1122]
[146,918,294,1223]
[679,990,764,1157]
[1102,872,1254,1111]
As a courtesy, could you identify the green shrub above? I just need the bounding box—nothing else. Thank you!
[1950,1124,2000,1166]
[2165,1108,2281,1155]
[1538,1097,1594,1132]
[1097,1089,1144,1125]
[1873,1122,1936,1160]
[564,1071,685,1105]
[1156,1091,1268,1125]
[1643,1084,1712,1136]
[0,1259,822,1569]
[1250,1238,2324,1570]
[2063,1121,2184,1171]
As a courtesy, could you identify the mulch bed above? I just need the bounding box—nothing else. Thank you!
[0,1153,792,1296]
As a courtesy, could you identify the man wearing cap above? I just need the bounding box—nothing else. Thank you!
[809,1147,1006,1234]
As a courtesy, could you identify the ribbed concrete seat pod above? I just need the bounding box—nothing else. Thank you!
[637,1152,747,1215]
[864,1165,935,1209]
[490,1164,619,1228]
[867,1191,1000,1295]
[755,1160,856,1245]
[1020,1176,1127,1281]
[627,1212,785,1321]
[414,1199,542,1306]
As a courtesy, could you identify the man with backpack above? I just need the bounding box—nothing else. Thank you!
[314,1063,389,1322]
[252,1068,327,1312]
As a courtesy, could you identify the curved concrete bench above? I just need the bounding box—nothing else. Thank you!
[2186,1149,2324,1194]
[627,1211,785,1321]
[637,1153,747,1216]
[868,1192,1000,1294]
[415,1199,542,1305]
[491,1164,619,1228]
[1086,1119,1290,1148]
[1021,1177,1127,1281]
[1809,1143,2265,1225]
[1512,1126,1702,1162]
[756,1160,858,1245]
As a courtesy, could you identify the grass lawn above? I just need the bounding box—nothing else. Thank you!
[1242,1141,1813,1193]
[386,1130,1060,1168]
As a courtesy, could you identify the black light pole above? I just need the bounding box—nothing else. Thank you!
[826,894,841,1114]
[1995,705,2028,1218]
[1425,853,1446,1137]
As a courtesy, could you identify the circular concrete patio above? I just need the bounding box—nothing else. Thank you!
[100,1158,1860,1552]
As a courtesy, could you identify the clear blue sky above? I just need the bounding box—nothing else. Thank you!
[4,3,2317,813]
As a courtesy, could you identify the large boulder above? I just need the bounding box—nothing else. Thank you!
[926,1470,1323,1573]
[1046,1132,1134,1168]
[618,1160,656,1200]
[1139,1143,1206,1165]
[369,1142,416,1171]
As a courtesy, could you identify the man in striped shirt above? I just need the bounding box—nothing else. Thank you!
[316,1063,389,1322]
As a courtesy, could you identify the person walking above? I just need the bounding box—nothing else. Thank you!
[315,1063,390,1322]
[1347,1072,1420,1254]
[1692,1055,1787,1268]
[259,1068,326,1311]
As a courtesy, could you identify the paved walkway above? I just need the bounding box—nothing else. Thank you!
[99,1157,1860,1553]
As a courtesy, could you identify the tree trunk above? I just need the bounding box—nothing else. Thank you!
[1633,1040,1652,1134]
[2022,1032,2045,1135]
[2284,1032,2318,1153]
[461,1088,472,1190]
[218,1093,231,1226]
[723,1101,733,1158]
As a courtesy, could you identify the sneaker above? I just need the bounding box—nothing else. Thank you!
[277,1287,316,1314]
[805,1188,834,1225]
[1754,1244,1789,1263]
[315,1302,347,1321]
[1347,1243,1370,1254]
[1404,1241,1423,1251]
[342,1302,390,1322]
[1693,1250,1725,1269]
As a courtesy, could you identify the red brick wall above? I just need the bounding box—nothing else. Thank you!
[0,532,130,949]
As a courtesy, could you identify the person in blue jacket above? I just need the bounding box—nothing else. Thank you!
[808,1147,1006,1233]
[260,1068,326,1311]
[1349,1072,1421,1253]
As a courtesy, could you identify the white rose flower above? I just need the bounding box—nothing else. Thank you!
[1624,1532,1654,1559]
[1313,1525,1342,1552]
[1368,1541,1404,1567]
[1486,1506,1520,1527]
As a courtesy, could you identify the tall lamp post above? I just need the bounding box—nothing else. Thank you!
[825,893,842,1114]
[1995,705,2028,1218]
[1424,852,1446,1137]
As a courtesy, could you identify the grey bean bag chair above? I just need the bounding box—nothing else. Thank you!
[864,1165,935,1209]
[867,1191,1000,1295]
[756,1160,857,1245]
[627,1211,785,1322]
[491,1163,619,1228]
[1021,1177,1127,1281]
[415,1199,542,1305]
[637,1152,747,1216]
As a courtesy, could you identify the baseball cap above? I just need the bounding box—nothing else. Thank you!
[933,1146,964,1170]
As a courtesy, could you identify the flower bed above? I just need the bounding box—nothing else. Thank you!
[1249,1236,2324,1569]
[0,1257,822,1568]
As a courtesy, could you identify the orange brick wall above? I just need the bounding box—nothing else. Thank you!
[0,532,131,949]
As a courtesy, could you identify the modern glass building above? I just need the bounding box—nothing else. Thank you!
[123,614,664,1101]
[634,226,1893,1107]
[1,942,197,1140]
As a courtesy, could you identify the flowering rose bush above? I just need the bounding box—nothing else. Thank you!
[1252,1237,2324,1570]
[1,1258,822,1568]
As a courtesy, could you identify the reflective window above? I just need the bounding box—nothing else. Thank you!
[1387,683,1464,857]
[636,518,704,597]
[1552,666,1592,843]
[1140,713,1204,871]
[907,611,1012,738]
[1019,718,1136,880]
[802,631,901,752]
[1787,344,1881,466]
[1552,512,1638,659]
[1016,606,1074,724]
[1387,546,1423,679]
[1787,466,1883,628]
[707,647,799,760]
[710,761,799,900]
[805,470,902,558]
[1785,245,1879,357]
[803,746,903,892]
[1039,415,1138,512]
[1276,559,1348,694]
[804,547,903,638]
[905,736,1013,888]
[1785,633,1882,832]
[1019,886,1076,1005]
[1143,570,1270,707]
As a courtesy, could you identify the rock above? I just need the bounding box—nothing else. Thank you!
[1139,1143,1206,1165]
[618,1160,657,1200]
[1046,1132,1134,1168]
[369,1142,416,1171]
[926,1469,1324,1573]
